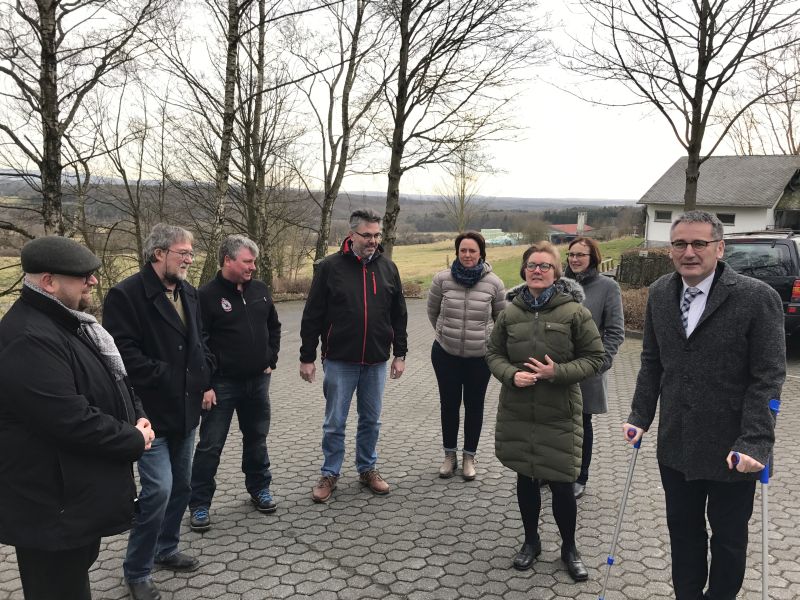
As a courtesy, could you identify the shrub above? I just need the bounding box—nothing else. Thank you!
[621,286,649,332]
[402,281,423,298]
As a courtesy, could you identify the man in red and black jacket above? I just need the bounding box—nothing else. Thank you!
[300,208,408,503]
[188,234,281,532]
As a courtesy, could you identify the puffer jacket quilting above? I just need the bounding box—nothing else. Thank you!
[426,262,506,357]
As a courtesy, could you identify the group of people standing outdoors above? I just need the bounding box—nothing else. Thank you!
[0,207,783,600]
[428,230,624,581]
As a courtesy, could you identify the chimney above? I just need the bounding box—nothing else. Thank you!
[577,212,587,235]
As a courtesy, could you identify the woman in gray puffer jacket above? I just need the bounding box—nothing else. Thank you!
[427,231,505,481]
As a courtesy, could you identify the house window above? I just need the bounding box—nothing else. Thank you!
[654,210,672,222]
[716,213,736,226]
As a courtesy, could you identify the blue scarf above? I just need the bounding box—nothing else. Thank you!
[520,284,557,309]
[451,259,484,288]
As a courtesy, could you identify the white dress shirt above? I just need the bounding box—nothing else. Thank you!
[682,272,715,337]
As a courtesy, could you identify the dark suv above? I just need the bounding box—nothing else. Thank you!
[723,231,800,337]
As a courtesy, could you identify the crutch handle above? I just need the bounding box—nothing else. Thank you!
[731,452,740,466]
[627,427,642,449]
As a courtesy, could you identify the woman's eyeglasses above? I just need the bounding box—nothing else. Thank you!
[525,262,554,272]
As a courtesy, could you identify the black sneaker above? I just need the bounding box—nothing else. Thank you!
[190,507,210,532]
[154,551,200,572]
[251,488,277,513]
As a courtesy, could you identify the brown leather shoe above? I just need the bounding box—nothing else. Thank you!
[359,469,390,495]
[311,475,338,503]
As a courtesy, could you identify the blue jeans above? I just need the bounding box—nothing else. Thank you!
[321,360,387,476]
[123,429,196,583]
[190,373,272,509]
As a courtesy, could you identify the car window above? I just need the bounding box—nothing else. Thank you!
[723,243,793,277]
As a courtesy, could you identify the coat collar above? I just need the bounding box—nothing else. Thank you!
[140,262,189,335]
[20,285,80,332]
[214,270,249,294]
[668,261,734,338]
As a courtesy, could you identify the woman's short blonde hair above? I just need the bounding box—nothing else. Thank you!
[520,241,562,280]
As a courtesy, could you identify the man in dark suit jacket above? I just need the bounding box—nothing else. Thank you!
[104,224,215,600]
[624,211,785,600]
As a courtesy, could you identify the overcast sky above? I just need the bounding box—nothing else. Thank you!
[343,3,695,203]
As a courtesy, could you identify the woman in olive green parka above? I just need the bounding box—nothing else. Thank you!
[487,241,604,582]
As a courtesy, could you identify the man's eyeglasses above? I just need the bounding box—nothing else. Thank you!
[352,231,383,242]
[525,262,554,272]
[670,239,721,251]
[567,252,590,259]
[166,248,195,260]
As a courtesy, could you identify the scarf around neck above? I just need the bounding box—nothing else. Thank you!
[564,265,598,284]
[24,280,128,380]
[521,284,557,309]
[450,259,484,288]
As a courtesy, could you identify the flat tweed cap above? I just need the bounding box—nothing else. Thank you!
[21,236,101,276]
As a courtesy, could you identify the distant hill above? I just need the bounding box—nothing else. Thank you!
[337,190,636,211]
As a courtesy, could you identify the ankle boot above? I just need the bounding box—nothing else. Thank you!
[561,546,589,582]
[462,453,476,481]
[438,451,457,478]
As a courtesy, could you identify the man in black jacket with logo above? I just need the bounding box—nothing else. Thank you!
[0,236,153,600]
[300,209,408,503]
[188,234,281,532]
[104,224,214,600]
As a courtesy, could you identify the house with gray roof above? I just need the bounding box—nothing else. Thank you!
[639,155,800,243]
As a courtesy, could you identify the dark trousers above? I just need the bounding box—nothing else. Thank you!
[577,413,593,485]
[659,463,756,600]
[430,341,491,454]
[516,474,577,550]
[16,539,100,600]
[191,373,272,509]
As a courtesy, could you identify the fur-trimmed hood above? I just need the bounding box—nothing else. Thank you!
[506,277,586,304]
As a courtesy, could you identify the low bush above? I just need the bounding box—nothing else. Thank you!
[621,286,649,332]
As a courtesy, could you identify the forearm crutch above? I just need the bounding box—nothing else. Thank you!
[731,398,780,600]
[760,399,780,600]
[598,428,641,600]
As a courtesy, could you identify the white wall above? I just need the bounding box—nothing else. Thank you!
[644,205,773,242]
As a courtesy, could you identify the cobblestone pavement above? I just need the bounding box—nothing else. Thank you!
[2,298,798,599]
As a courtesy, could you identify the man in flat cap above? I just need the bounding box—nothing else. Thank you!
[0,236,155,600]
[104,224,214,600]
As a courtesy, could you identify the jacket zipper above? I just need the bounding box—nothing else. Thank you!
[372,272,377,295]
[361,265,368,363]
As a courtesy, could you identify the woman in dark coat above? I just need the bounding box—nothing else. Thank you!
[565,237,624,499]
[487,241,604,581]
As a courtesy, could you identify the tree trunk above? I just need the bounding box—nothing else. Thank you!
[313,0,367,262]
[200,0,242,284]
[382,0,411,260]
[683,151,700,212]
[683,0,710,213]
[38,0,63,235]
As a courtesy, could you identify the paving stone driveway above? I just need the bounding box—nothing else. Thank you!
[1,298,798,599]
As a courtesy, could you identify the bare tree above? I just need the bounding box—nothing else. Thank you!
[294,0,394,261]
[570,0,800,210]
[0,0,165,236]
[726,46,800,156]
[375,0,548,258]
[436,144,487,232]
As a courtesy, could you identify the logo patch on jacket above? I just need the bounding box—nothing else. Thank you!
[221,298,232,312]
